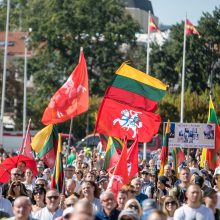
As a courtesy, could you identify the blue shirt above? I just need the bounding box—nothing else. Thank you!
[95,208,120,220]
[136,193,148,205]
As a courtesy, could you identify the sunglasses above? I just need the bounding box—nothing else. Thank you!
[47,196,59,200]
[129,190,136,194]
[165,201,176,206]
[82,166,88,169]
[12,184,20,187]
[12,173,21,176]
[66,203,74,207]
[128,204,139,209]
[102,197,114,202]
[33,191,44,195]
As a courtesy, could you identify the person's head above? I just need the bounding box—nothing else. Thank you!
[8,181,26,197]
[179,167,190,184]
[70,198,94,220]
[82,162,89,174]
[149,173,156,182]
[162,196,178,217]
[186,184,202,206]
[10,168,22,182]
[141,170,150,181]
[130,178,142,194]
[76,160,83,169]
[98,177,108,191]
[36,161,45,174]
[31,186,46,205]
[163,164,171,177]
[194,175,204,188]
[84,172,96,182]
[46,189,60,212]
[142,199,157,213]
[149,159,155,168]
[203,187,218,209]
[24,168,33,180]
[65,165,76,179]
[17,161,26,171]
[35,178,48,190]
[66,179,76,194]
[76,169,84,180]
[81,181,98,199]
[190,158,198,168]
[124,199,142,217]
[100,191,115,213]
[99,169,107,177]
[62,207,74,220]
[117,190,128,210]
[43,168,52,179]
[147,210,167,220]
[13,196,32,220]
[118,208,140,220]
[157,176,170,189]
[65,195,78,208]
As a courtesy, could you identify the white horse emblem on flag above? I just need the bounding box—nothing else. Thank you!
[113,109,143,138]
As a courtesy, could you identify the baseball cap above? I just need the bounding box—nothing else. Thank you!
[118,209,139,220]
[203,188,217,197]
[158,176,170,187]
[194,176,204,187]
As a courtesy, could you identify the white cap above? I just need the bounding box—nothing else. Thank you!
[63,207,74,217]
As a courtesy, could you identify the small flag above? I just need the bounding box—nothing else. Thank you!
[159,120,170,176]
[149,16,160,33]
[186,19,200,36]
[50,133,64,193]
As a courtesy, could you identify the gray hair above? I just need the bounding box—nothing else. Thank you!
[100,191,114,201]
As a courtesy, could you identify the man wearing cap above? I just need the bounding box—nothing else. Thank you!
[140,169,152,195]
[204,187,220,219]
[174,184,214,220]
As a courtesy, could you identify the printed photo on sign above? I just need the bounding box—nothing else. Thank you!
[203,124,214,140]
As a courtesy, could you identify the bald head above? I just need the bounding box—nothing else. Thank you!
[13,196,32,220]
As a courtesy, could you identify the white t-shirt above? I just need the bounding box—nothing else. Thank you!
[174,204,214,220]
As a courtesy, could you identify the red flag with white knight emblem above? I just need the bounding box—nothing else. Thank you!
[42,49,88,125]
[95,98,161,142]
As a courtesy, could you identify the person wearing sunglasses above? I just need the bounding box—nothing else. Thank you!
[95,191,120,220]
[31,187,46,215]
[162,196,178,220]
[34,189,63,220]
[7,181,28,203]
[124,199,142,218]
[2,168,23,198]
[74,169,83,194]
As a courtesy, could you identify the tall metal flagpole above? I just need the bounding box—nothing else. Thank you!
[146,11,151,74]
[0,0,10,145]
[143,11,151,160]
[180,17,187,124]
[23,34,28,138]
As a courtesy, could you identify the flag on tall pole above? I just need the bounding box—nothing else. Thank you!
[31,124,58,168]
[19,119,33,159]
[50,133,64,193]
[205,96,219,169]
[159,120,170,176]
[186,19,200,36]
[42,48,88,125]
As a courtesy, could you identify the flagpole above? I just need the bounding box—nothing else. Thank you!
[0,0,10,145]
[68,118,73,147]
[146,11,151,74]
[143,11,151,161]
[180,17,187,124]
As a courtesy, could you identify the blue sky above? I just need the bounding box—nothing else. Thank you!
[152,0,220,25]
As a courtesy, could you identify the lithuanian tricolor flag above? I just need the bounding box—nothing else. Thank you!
[159,120,170,176]
[102,136,121,171]
[50,133,64,193]
[106,62,167,112]
[31,124,58,168]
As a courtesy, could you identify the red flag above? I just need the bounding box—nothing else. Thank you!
[19,119,33,159]
[42,50,89,125]
[96,98,161,142]
[149,16,160,33]
[186,19,200,36]
[107,138,128,196]
[127,137,138,180]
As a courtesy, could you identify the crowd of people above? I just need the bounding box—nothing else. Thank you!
[0,145,220,220]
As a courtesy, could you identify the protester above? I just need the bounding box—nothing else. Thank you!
[33,189,63,220]
[116,190,128,211]
[0,192,13,216]
[74,169,83,194]
[162,196,178,220]
[23,168,35,192]
[31,187,46,214]
[173,184,214,220]
[124,199,142,218]
[95,191,120,220]
[8,196,35,220]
